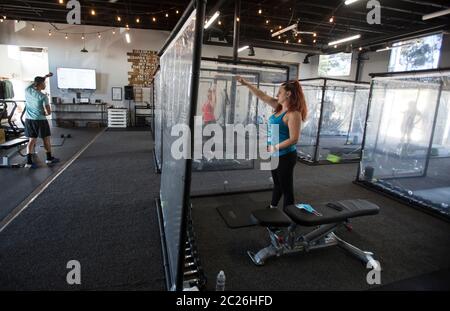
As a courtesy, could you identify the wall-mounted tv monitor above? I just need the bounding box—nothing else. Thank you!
[57,67,96,89]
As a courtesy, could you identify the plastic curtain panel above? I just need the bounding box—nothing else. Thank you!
[190,62,289,196]
[159,10,196,289]
[359,71,450,218]
[296,79,370,163]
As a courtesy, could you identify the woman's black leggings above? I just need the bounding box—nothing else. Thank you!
[271,151,297,208]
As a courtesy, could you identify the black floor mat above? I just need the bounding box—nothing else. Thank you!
[216,199,265,228]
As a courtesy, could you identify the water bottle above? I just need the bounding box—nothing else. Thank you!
[216,270,226,291]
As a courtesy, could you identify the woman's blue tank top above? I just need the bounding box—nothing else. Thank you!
[268,111,297,157]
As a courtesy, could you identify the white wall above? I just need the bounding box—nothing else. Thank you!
[0,20,169,106]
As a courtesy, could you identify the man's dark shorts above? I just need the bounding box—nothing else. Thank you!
[24,119,51,138]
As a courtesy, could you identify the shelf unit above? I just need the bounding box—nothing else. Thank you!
[134,104,153,127]
[51,103,107,127]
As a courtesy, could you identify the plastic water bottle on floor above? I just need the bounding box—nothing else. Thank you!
[216,270,226,291]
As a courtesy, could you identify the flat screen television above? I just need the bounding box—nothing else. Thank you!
[57,68,96,89]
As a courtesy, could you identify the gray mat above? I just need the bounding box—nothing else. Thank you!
[216,199,264,228]
[414,187,450,205]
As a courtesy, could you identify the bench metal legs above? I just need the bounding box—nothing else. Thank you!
[247,224,378,268]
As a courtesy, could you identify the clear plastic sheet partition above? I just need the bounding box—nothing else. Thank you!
[154,71,162,171]
[296,79,370,163]
[359,72,450,217]
[190,64,289,196]
[159,10,196,289]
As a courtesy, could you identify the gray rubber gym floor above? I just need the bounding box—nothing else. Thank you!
[0,130,164,290]
[0,127,102,223]
[191,162,450,290]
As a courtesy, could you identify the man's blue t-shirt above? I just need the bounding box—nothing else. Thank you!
[25,84,49,120]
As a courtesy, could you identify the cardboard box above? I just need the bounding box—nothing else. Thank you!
[0,128,5,144]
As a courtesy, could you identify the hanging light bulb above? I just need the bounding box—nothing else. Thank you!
[313,39,317,43]
[81,34,85,40]
[278,35,281,39]
[258,9,262,14]
[278,25,282,29]
[298,38,301,43]
[359,47,363,51]
[126,24,129,29]
[176,10,179,14]
[97,33,101,39]
[59,0,64,4]
[329,16,334,23]
[0,18,3,23]
[270,29,273,33]
[334,44,338,48]
[313,32,317,37]
[31,24,35,30]
[266,20,269,24]
[285,39,289,44]
[136,18,140,23]
[65,33,68,39]
[48,30,52,36]
[152,17,156,22]
[218,20,222,25]
[91,9,96,16]
[117,16,121,22]
[236,17,240,22]
[165,13,169,18]
[112,29,116,35]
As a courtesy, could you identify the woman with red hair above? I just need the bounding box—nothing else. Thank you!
[237,77,307,208]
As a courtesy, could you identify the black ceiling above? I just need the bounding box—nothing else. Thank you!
[1,0,449,54]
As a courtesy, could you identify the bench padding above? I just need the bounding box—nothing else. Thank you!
[252,199,380,227]
[0,137,28,149]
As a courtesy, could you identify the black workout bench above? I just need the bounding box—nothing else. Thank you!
[0,137,29,168]
[247,199,380,269]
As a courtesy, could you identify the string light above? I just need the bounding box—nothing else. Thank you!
[236,17,240,22]
[48,30,52,36]
[285,39,289,44]
[112,30,116,35]
[65,33,68,39]
[258,9,262,14]
[278,25,282,29]
[152,17,156,22]
[313,33,317,37]
[266,20,269,24]
[329,16,334,23]
[270,29,273,33]
[298,39,301,43]
[91,9,96,16]
[117,16,121,22]
[31,24,35,30]
[136,18,140,23]
[97,33,101,39]
[218,20,222,25]
[359,47,363,51]
[278,35,281,39]
[165,13,169,18]
[58,0,64,4]
[0,18,3,23]
[126,24,129,29]
[334,44,337,48]
[313,39,317,43]
[81,34,85,40]
[176,10,179,14]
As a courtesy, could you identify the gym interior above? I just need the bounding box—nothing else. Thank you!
[1,0,450,292]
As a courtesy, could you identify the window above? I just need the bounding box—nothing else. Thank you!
[318,52,352,77]
[388,33,443,72]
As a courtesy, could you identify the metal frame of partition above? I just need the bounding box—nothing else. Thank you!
[155,0,207,291]
[152,68,162,174]
[355,67,450,222]
[297,77,370,165]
